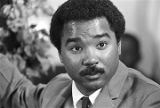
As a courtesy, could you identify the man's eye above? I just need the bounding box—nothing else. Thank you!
[97,42,107,49]
[71,46,82,53]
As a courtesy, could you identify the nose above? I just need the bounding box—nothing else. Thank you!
[82,49,99,67]
[82,58,99,67]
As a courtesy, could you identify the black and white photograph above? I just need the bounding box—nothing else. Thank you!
[0,0,160,108]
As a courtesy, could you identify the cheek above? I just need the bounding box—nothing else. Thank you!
[101,46,119,61]
[61,52,82,73]
[63,57,82,81]
[101,47,119,71]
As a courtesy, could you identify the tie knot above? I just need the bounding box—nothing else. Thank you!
[81,96,91,108]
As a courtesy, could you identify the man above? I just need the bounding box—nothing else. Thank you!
[1,0,160,108]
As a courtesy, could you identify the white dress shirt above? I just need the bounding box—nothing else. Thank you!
[72,81,101,108]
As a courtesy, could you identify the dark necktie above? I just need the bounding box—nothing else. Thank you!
[81,96,92,108]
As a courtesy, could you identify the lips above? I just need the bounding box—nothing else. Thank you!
[80,66,105,77]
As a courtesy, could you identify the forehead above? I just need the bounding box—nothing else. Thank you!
[62,17,113,40]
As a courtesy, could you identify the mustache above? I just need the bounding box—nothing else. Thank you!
[80,66,105,76]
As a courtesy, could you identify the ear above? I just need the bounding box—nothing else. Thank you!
[59,53,63,63]
[118,41,121,55]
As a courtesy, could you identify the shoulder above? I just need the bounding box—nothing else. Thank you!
[127,68,160,98]
[45,73,71,90]
[42,73,72,96]
[128,68,160,89]
[121,68,160,107]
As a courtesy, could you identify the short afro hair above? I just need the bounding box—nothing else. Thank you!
[50,0,125,52]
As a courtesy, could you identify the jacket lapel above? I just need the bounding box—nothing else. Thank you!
[92,85,115,108]
[92,61,129,108]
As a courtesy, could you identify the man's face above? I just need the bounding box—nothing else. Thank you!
[60,17,121,94]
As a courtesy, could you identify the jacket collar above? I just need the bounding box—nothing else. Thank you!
[92,61,129,108]
[108,61,128,99]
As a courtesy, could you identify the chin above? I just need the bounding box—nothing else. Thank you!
[85,80,106,91]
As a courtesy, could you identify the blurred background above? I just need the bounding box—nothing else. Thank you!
[112,0,160,84]
[0,0,160,84]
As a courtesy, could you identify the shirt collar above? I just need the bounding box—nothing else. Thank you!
[72,81,84,108]
[72,81,101,108]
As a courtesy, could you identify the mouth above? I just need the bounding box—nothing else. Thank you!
[84,73,102,80]
[80,66,105,80]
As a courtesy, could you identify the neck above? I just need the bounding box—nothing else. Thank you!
[75,83,96,96]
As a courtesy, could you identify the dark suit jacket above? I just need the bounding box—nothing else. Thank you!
[0,54,160,108]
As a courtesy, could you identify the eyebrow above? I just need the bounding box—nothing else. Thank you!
[65,33,110,46]
[65,37,81,46]
[94,33,110,39]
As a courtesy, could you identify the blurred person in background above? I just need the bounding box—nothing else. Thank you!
[120,33,141,70]
[1,0,160,108]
